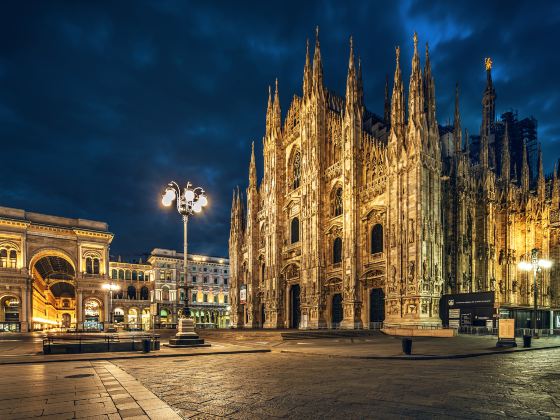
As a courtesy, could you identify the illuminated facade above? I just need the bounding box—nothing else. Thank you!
[229,31,560,330]
[148,248,230,328]
[0,206,113,332]
[0,206,230,332]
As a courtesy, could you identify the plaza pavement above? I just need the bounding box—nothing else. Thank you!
[0,359,181,419]
[1,331,560,419]
[113,348,560,419]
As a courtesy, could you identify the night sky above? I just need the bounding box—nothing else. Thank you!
[1,1,559,259]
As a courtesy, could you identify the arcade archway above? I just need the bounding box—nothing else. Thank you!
[30,253,77,331]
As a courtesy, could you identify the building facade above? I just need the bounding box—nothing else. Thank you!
[0,206,230,332]
[229,31,560,330]
[0,206,113,332]
[147,248,230,328]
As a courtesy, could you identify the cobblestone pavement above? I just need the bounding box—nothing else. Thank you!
[0,360,180,419]
[115,349,560,419]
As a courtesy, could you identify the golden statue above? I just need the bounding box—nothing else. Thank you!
[485,57,492,71]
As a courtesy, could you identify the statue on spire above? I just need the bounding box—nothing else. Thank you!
[485,57,492,71]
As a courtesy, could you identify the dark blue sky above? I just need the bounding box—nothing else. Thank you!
[1,1,559,259]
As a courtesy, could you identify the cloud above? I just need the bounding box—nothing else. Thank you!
[0,0,559,257]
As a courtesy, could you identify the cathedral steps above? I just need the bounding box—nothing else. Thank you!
[281,330,383,340]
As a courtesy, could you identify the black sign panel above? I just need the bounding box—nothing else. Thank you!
[440,291,495,327]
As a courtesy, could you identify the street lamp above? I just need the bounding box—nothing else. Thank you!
[102,283,120,328]
[517,248,552,337]
[161,181,208,321]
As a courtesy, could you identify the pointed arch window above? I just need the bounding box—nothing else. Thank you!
[332,187,343,217]
[292,151,301,190]
[291,217,300,244]
[261,263,266,284]
[371,224,383,254]
[333,237,343,264]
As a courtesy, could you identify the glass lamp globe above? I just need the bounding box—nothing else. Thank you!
[199,195,208,207]
[192,201,202,213]
[185,189,195,202]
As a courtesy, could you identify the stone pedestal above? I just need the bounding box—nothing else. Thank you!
[167,318,210,348]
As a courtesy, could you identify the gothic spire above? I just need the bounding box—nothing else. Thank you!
[408,32,426,138]
[345,36,358,115]
[481,57,496,140]
[390,45,405,144]
[384,74,390,124]
[501,121,510,182]
[312,26,324,94]
[265,85,272,137]
[303,38,311,99]
[249,141,257,188]
[521,142,530,192]
[424,42,437,132]
[537,145,545,201]
[453,83,462,153]
[272,78,281,134]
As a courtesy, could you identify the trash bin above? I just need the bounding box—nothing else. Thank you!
[142,338,151,353]
[402,337,412,355]
[523,335,532,348]
[154,338,160,351]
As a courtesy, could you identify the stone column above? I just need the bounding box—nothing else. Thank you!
[103,292,109,324]
[76,290,83,325]
[20,283,29,332]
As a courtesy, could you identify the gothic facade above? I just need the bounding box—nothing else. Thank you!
[229,30,560,329]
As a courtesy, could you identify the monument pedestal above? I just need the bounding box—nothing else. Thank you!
[167,318,210,348]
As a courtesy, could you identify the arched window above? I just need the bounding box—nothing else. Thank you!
[332,187,343,217]
[93,258,100,274]
[203,293,208,303]
[161,287,170,301]
[261,263,266,284]
[333,237,343,264]
[0,249,7,267]
[224,295,229,303]
[127,285,136,300]
[111,269,117,279]
[118,269,124,280]
[140,286,149,300]
[8,250,17,268]
[192,292,197,303]
[371,224,383,254]
[291,217,300,244]
[132,270,137,281]
[292,150,301,190]
[125,270,131,280]
[138,271,144,281]
[86,257,93,274]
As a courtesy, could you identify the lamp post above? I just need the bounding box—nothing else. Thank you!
[102,282,120,329]
[161,181,208,322]
[517,248,552,337]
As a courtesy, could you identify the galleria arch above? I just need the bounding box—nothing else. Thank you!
[0,207,113,332]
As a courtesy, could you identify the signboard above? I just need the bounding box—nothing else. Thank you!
[498,319,515,340]
[239,285,247,305]
[449,319,460,329]
[440,291,495,328]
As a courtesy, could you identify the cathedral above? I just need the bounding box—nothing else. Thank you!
[229,29,560,330]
